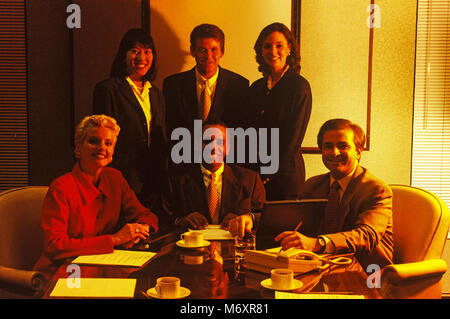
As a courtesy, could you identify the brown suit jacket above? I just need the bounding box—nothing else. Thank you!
[299,165,394,269]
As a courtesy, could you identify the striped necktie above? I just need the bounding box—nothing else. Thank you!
[207,172,218,218]
[323,180,341,233]
[201,80,211,121]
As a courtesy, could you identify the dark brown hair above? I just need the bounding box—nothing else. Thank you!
[254,22,300,77]
[190,24,225,53]
[317,119,366,153]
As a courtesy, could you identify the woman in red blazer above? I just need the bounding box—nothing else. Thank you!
[34,115,159,279]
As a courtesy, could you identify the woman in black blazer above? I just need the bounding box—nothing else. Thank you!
[244,23,312,201]
[93,28,167,207]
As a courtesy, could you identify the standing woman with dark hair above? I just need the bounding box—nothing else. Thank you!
[93,28,167,208]
[244,22,312,200]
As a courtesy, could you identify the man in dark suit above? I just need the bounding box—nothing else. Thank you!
[275,119,394,269]
[163,23,249,139]
[158,121,266,237]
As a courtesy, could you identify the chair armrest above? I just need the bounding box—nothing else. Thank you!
[0,265,47,297]
[382,259,447,283]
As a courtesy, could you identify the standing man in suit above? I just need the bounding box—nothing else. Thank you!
[158,121,266,237]
[275,119,394,269]
[163,23,249,139]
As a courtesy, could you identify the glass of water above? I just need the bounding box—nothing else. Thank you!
[234,231,255,280]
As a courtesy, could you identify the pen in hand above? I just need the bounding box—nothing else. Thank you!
[279,219,303,254]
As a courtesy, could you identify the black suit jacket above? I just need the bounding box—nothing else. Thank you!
[93,77,168,203]
[163,66,249,137]
[242,71,312,200]
[158,164,266,230]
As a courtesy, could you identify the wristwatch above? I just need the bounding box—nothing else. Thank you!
[316,236,326,254]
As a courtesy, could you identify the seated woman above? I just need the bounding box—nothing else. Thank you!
[33,115,158,279]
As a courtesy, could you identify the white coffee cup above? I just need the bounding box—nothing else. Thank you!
[155,276,180,298]
[270,268,294,290]
[181,231,204,247]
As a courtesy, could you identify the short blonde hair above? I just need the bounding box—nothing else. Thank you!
[74,114,120,148]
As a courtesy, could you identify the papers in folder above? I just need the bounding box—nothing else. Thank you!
[50,278,136,298]
[72,249,157,267]
[189,225,234,240]
[276,291,365,299]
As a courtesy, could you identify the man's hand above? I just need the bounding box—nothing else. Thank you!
[226,214,253,238]
[274,231,320,252]
[176,212,209,229]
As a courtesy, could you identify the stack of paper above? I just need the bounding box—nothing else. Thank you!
[189,225,234,240]
[72,250,157,267]
[275,291,365,299]
[50,278,136,298]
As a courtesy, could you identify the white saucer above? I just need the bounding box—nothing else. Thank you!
[260,278,303,291]
[146,286,191,299]
[176,239,210,248]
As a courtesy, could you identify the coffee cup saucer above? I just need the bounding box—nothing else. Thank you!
[176,239,210,248]
[146,286,191,299]
[260,278,303,291]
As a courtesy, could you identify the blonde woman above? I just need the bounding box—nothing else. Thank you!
[34,115,158,279]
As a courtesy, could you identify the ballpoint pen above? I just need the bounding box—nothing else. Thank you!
[279,219,303,254]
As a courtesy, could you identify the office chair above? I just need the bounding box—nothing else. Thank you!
[0,186,49,298]
[380,184,450,299]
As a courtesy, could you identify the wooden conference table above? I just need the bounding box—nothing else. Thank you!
[43,231,381,299]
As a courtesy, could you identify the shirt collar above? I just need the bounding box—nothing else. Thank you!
[201,163,224,179]
[126,76,152,92]
[195,67,219,88]
[330,164,358,194]
[267,65,289,90]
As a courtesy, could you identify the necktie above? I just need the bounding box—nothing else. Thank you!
[323,180,341,234]
[201,80,211,121]
[207,172,218,218]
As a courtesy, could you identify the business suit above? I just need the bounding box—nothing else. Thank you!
[243,70,312,201]
[158,164,266,230]
[93,77,168,205]
[299,165,394,269]
[163,66,249,137]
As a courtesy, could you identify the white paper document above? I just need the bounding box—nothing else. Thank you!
[189,224,234,240]
[275,291,365,299]
[72,249,157,267]
[50,278,136,298]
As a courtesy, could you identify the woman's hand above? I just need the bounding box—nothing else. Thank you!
[111,223,150,248]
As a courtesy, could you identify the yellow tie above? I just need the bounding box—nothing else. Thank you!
[201,80,211,121]
[207,172,218,218]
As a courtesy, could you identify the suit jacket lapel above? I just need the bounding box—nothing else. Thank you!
[117,78,148,125]
[335,165,364,229]
[184,165,209,219]
[209,66,227,120]
[220,164,241,219]
[183,68,200,120]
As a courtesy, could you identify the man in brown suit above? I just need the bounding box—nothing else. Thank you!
[276,119,393,269]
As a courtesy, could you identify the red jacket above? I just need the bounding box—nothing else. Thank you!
[34,163,158,278]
